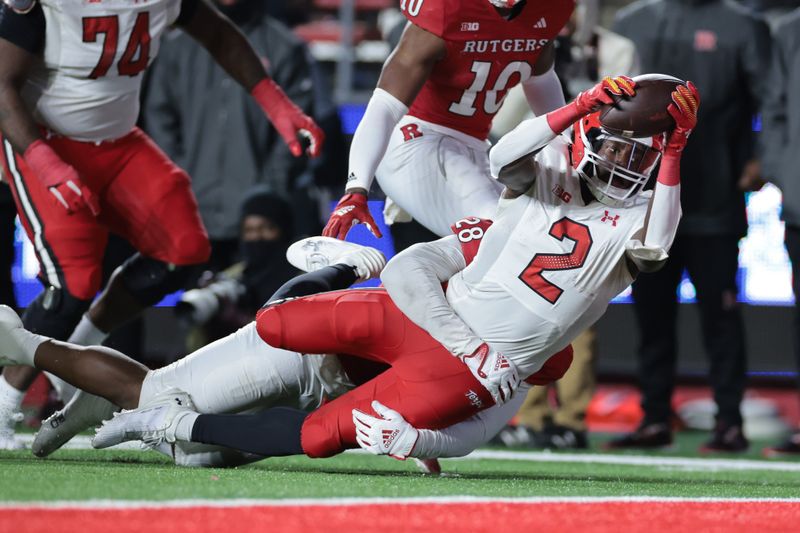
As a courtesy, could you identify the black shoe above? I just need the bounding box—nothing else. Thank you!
[604,422,673,450]
[489,425,551,448]
[542,424,589,450]
[700,423,749,453]
[763,432,800,458]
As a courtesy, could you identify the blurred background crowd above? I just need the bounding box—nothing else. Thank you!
[2,0,800,456]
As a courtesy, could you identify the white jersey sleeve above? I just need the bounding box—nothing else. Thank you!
[24,0,184,141]
[410,383,529,459]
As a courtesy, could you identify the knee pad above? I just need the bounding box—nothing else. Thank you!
[22,286,92,340]
[118,253,194,307]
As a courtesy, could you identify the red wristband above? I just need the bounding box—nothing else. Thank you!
[657,153,681,186]
[546,101,582,136]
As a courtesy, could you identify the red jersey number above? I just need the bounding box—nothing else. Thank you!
[519,218,593,304]
[449,61,533,117]
[84,12,151,79]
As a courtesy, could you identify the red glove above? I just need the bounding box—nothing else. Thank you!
[547,76,636,133]
[251,78,325,158]
[665,82,700,156]
[322,192,382,240]
[24,140,100,216]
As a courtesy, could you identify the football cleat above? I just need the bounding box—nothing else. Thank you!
[92,390,196,449]
[286,236,386,282]
[32,391,118,457]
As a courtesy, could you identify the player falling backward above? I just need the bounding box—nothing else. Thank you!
[0,77,699,464]
[0,0,323,450]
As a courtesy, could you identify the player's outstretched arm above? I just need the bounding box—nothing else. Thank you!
[322,23,446,240]
[0,24,99,215]
[353,387,528,460]
[626,83,699,274]
[178,1,323,158]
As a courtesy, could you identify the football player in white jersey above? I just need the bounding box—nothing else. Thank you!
[64,78,699,464]
[0,0,324,449]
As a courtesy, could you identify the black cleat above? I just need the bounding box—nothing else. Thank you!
[604,422,673,450]
[699,422,749,453]
[763,432,800,458]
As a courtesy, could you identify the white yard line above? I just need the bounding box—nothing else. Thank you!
[3,496,800,510]
[15,434,800,472]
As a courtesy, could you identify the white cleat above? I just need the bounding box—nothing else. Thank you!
[286,236,386,282]
[0,305,26,366]
[92,390,196,449]
[33,391,118,457]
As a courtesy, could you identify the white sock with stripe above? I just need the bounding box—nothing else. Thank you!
[67,314,108,346]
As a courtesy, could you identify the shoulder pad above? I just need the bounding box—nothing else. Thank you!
[2,0,37,14]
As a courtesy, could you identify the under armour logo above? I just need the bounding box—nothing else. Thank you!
[382,428,399,448]
[601,210,620,227]
[174,398,182,406]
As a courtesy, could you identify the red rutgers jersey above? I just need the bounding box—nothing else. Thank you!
[400,0,574,140]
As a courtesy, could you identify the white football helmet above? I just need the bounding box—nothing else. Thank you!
[571,112,664,207]
[2,0,36,14]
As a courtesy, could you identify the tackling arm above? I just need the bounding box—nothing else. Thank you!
[381,236,482,356]
[179,1,323,157]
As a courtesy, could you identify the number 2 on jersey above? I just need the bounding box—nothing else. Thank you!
[519,218,593,304]
[83,12,151,79]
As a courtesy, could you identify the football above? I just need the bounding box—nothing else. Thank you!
[599,74,686,138]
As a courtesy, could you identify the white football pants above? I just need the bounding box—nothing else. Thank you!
[376,116,503,237]
[139,323,351,467]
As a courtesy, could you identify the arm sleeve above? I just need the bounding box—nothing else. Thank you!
[0,3,45,54]
[521,67,566,116]
[346,88,408,191]
[625,157,682,272]
[410,384,529,458]
[380,235,483,356]
[489,113,557,178]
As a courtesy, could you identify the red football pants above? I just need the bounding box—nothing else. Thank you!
[0,129,209,299]
[256,289,496,458]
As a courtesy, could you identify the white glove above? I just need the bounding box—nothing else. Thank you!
[352,401,419,460]
[459,343,520,406]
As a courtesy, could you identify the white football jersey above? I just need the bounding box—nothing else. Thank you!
[445,139,651,377]
[23,0,183,142]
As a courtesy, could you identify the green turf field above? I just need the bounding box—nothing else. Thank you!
[3,432,799,502]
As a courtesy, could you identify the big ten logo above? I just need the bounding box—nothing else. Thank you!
[400,123,423,142]
[552,184,572,203]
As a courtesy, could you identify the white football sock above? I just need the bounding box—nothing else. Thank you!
[44,373,77,403]
[67,314,108,346]
[173,411,200,442]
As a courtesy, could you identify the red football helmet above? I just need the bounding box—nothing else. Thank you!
[572,112,665,207]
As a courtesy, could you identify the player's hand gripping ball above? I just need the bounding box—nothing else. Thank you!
[599,73,689,138]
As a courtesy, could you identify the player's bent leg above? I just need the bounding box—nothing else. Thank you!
[257,289,424,362]
[139,323,331,415]
[87,253,194,334]
[302,353,493,458]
